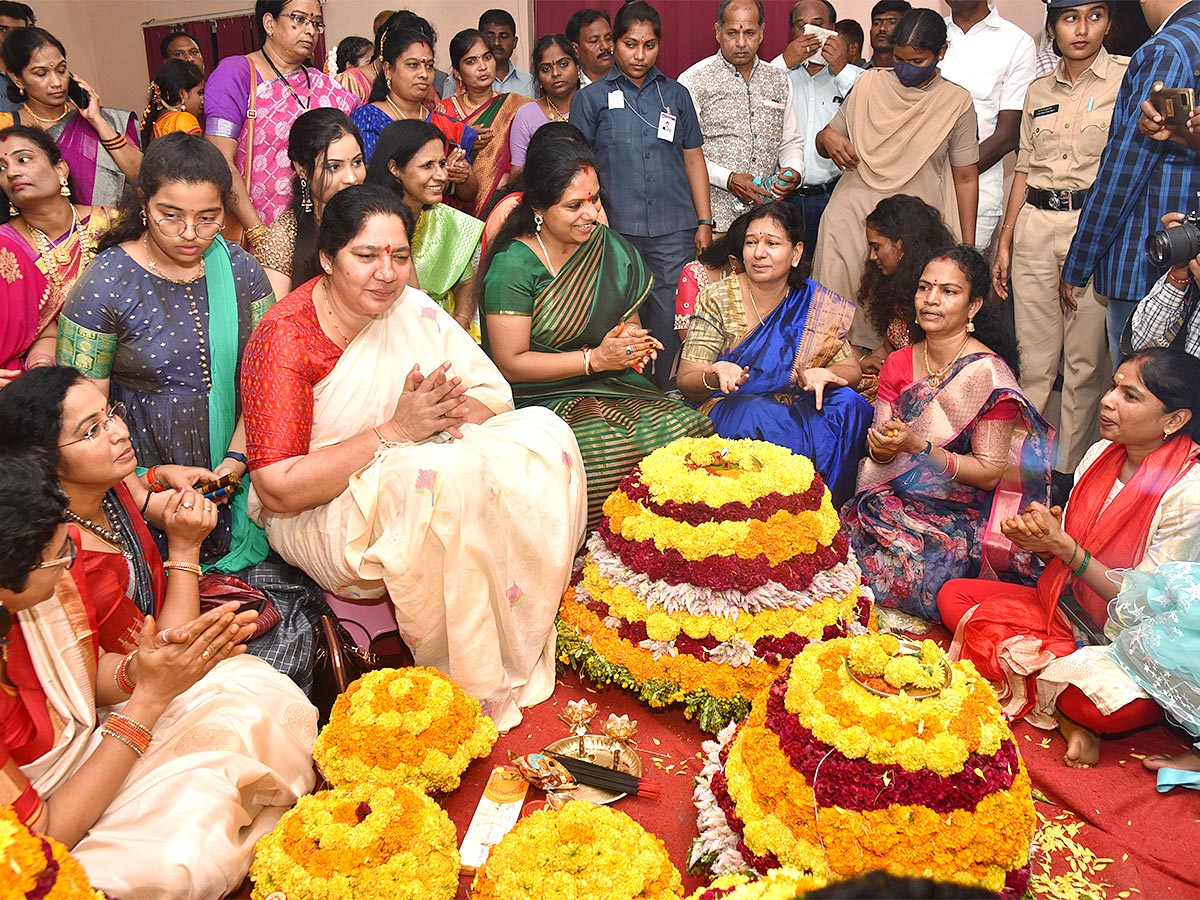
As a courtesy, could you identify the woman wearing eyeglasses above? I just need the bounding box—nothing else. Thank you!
[0,446,315,899]
[56,134,328,694]
[203,0,360,243]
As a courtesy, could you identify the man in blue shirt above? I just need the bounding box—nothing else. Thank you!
[479,8,537,99]
[572,1,715,388]
[1061,0,1200,366]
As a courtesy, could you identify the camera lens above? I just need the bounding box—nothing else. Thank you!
[1145,220,1200,269]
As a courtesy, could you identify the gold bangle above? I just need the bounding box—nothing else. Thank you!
[701,371,718,391]
[163,560,202,576]
[1001,223,1014,230]
[867,446,896,464]
[244,224,268,246]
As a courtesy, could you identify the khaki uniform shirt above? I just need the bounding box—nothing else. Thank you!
[1015,48,1129,192]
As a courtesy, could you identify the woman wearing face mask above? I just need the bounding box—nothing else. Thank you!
[993,1,1123,507]
[811,8,980,353]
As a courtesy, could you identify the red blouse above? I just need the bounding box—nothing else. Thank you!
[0,526,145,826]
[877,345,1017,421]
[241,279,344,470]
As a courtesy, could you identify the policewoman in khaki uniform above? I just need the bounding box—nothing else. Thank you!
[992,0,1126,499]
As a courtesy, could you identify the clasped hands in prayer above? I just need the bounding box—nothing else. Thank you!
[594,321,663,374]
[1002,502,1073,561]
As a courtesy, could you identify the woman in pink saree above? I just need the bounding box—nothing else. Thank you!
[204,0,360,238]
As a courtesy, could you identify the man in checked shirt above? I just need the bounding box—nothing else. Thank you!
[1128,211,1200,358]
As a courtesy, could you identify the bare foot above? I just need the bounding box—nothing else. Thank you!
[1057,714,1101,768]
[1143,748,1200,773]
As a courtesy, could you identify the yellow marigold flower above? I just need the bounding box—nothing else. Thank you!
[647,611,682,642]
[847,639,889,677]
[0,806,105,899]
[884,655,925,689]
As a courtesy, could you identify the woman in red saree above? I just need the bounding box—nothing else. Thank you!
[0,126,115,386]
[437,29,531,219]
[0,375,315,899]
[940,348,1200,767]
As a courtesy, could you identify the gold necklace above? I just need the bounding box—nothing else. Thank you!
[384,94,412,120]
[743,281,779,327]
[23,101,73,127]
[544,96,568,121]
[141,234,204,284]
[322,278,354,345]
[922,331,971,388]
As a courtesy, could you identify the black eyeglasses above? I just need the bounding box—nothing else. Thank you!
[281,12,325,33]
[59,402,127,447]
[150,214,225,239]
[36,539,76,571]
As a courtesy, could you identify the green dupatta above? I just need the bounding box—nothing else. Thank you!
[483,224,659,406]
[412,203,485,309]
[205,237,270,573]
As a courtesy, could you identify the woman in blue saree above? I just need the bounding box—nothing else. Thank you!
[56,134,327,693]
[842,246,1054,621]
[677,202,872,506]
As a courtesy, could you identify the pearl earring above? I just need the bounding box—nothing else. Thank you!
[534,213,544,234]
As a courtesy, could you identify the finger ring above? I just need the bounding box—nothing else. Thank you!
[201,649,211,660]
[625,345,633,356]
[158,627,172,642]
[182,501,192,509]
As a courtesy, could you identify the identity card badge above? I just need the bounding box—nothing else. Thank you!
[608,90,625,109]
[657,111,676,142]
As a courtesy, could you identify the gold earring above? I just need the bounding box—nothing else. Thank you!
[1164,427,1173,440]
[967,318,975,334]
[8,201,17,217]
[59,177,70,197]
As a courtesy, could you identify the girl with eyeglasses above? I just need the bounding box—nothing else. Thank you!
[56,133,329,695]
[0,125,115,386]
[203,0,361,243]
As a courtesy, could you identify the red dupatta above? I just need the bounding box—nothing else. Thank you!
[954,436,1200,718]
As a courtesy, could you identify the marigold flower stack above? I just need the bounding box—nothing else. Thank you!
[691,634,1036,896]
[558,436,875,732]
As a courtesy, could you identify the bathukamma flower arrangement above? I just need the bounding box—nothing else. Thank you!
[249,782,458,900]
[690,634,1035,896]
[0,806,108,899]
[685,867,827,900]
[558,437,874,732]
[312,666,498,794]
[471,800,683,900]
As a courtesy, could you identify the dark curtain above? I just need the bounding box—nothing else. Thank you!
[142,20,214,85]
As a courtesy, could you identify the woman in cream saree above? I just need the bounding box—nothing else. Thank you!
[242,186,587,731]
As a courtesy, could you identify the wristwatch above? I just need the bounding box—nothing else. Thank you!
[697,218,716,227]
[912,440,933,461]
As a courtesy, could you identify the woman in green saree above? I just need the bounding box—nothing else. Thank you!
[367,119,484,339]
[481,134,713,527]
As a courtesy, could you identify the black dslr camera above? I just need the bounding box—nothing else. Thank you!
[1145,210,1200,269]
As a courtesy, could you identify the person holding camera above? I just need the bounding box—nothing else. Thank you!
[1129,210,1200,358]
[992,0,1126,504]
[1059,0,1200,369]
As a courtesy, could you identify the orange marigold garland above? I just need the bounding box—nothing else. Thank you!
[312,666,498,794]
[690,635,1036,897]
[249,783,459,900]
[471,801,684,900]
[686,867,827,900]
[558,437,874,733]
[0,806,108,899]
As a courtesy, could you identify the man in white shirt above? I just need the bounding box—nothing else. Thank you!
[480,8,538,99]
[567,8,614,88]
[939,1,1036,252]
[680,0,805,233]
[772,0,863,252]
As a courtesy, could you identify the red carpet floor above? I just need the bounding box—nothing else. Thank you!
[233,665,1200,899]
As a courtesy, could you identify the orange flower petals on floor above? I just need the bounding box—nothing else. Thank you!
[558,438,874,732]
[312,667,498,795]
